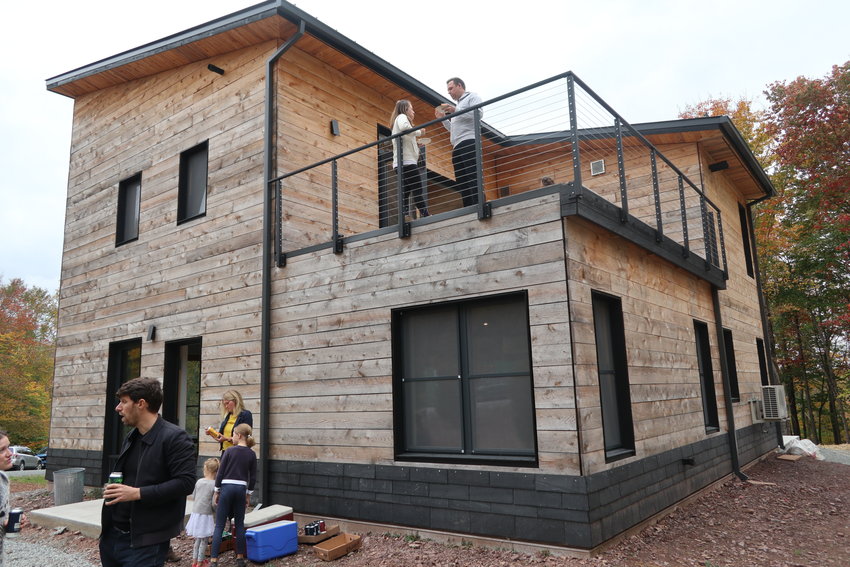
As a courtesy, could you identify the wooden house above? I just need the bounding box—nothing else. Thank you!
[46,0,779,550]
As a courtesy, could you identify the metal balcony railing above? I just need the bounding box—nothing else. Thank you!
[271,71,726,276]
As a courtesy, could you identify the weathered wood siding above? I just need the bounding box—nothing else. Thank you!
[267,193,581,474]
[51,42,278,454]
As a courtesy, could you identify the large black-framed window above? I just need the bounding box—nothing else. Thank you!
[392,292,537,465]
[721,328,740,402]
[693,320,720,431]
[178,141,208,224]
[591,291,635,461]
[116,173,141,246]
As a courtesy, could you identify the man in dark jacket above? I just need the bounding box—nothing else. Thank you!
[100,377,196,567]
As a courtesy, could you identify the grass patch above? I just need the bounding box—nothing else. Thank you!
[10,475,48,487]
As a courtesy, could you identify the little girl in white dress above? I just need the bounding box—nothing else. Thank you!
[185,457,219,567]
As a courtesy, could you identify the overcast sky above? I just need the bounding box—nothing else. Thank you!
[1,0,848,293]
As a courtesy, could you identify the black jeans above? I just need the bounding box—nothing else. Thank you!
[451,139,479,207]
[396,164,430,217]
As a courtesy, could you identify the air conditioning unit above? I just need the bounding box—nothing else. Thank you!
[590,159,605,176]
[761,385,788,420]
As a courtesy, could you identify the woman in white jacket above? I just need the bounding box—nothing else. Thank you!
[390,100,430,219]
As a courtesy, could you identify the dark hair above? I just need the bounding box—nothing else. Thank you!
[116,377,163,414]
[0,429,7,441]
[446,77,465,89]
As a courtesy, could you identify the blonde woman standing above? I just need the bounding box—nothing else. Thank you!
[390,99,430,219]
[206,390,252,453]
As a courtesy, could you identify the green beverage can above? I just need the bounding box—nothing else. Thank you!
[109,472,123,484]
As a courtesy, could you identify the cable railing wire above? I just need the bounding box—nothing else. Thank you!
[273,72,726,272]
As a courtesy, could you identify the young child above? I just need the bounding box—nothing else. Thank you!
[185,457,220,567]
[210,423,257,567]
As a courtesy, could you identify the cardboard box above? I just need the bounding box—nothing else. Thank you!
[313,533,362,561]
[298,524,340,544]
[245,520,298,562]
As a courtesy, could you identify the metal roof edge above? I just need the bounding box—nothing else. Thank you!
[45,0,447,106]
[46,1,283,92]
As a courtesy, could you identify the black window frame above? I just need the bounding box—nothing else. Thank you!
[116,173,141,246]
[756,338,769,386]
[392,292,538,467]
[591,291,635,462]
[178,141,209,224]
[738,204,755,278]
[721,328,741,402]
[693,320,720,432]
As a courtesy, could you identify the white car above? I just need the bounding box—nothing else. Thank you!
[10,446,43,470]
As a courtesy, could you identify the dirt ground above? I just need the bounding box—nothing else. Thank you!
[13,447,850,567]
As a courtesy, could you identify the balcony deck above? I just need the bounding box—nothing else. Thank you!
[271,72,727,288]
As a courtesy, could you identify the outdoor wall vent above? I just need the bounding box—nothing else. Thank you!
[749,398,765,423]
[590,159,605,176]
[761,385,789,420]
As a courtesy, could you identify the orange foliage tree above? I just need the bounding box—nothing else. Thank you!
[0,277,57,447]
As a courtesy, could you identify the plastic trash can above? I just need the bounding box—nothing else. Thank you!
[53,467,85,505]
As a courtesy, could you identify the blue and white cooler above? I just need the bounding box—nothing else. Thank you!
[245,519,298,562]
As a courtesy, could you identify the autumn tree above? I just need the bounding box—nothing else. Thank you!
[680,72,850,444]
[763,62,850,444]
[0,277,57,447]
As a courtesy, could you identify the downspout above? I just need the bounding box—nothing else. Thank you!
[712,286,748,481]
[746,197,785,449]
[260,19,306,505]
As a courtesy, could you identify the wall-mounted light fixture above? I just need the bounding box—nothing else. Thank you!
[708,160,729,172]
[146,325,157,341]
[207,64,225,75]
[330,119,340,136]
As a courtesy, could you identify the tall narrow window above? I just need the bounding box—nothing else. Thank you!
[756,338,769,386]
[592,291,634,460]
[694,320,720,431]
[116,173,141,245]
[738,204,755,278]
[178,141,209,224]
[722,328,740,402]
[393,293,537,465]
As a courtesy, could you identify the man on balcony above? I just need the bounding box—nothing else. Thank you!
[436,77,482,207]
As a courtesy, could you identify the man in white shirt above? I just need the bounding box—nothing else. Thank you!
[436,77,482,207]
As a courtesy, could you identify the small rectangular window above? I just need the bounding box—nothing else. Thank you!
[393,293,537,465]
[694,320,720,431]
[116,174,141,246]
[592,291,635,460]
[178,141,208,224]
[722,328,740,402]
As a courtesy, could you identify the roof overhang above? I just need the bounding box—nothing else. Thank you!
[46,0,445,106]
[633,117,775,202]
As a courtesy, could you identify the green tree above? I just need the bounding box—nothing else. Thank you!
[764,62,850,444]
[0,277,57,447]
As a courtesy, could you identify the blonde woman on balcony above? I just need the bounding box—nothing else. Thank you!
[390,99,430,219]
